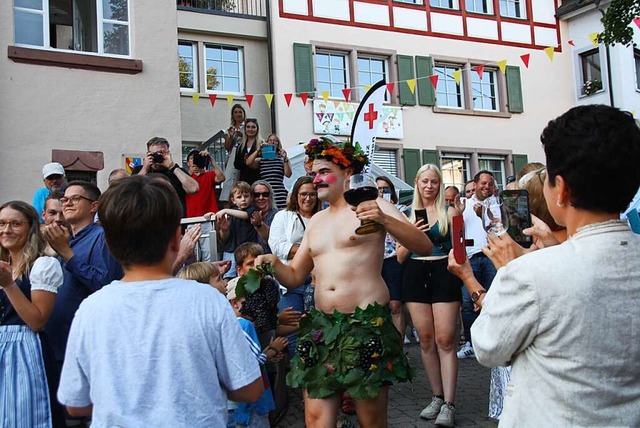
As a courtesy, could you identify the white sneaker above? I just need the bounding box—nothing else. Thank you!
[412,328,420,343]
[457,341,475,359]
[435,402,455,427]
[419,396,444,420]
[403,335,411,345]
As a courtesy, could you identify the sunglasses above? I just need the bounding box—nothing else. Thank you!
[252,191,270,198]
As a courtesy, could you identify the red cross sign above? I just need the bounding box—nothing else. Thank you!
[363,103,378,130]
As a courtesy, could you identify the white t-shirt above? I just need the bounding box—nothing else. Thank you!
[58,277,260,427]
[463,194,489,257]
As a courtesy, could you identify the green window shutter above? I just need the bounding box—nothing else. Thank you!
[416,56,435,106]
[397,55,416,106]
[512,154,529,176]
[403,148,421,182]
[293,43,314,94]
[506,65,523,113]
[421,149,439,167]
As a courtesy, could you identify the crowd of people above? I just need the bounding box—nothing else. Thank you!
[1,104,639,428]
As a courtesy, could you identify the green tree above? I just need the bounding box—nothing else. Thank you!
[206,67,220,90]
[179,57,194,89]
[599,0,640,46]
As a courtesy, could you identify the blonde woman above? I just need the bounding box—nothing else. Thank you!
[397,164,462,427]
[221,104,246,207]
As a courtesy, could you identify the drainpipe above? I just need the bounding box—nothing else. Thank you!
[595,0,615,107]
[265,0,277,132]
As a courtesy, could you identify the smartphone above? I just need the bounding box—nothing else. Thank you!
[414,208,429,226]
[500,190,533,248]
[382,187,392,202]
[451,215,466,263]
[261,144,276,160]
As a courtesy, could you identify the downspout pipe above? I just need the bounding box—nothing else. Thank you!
[595,0,615,107]
[265,0,277,132]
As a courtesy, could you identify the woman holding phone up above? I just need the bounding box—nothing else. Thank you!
[246,133,292,209]
[397,164,462,427]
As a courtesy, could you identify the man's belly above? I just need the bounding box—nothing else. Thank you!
[313,278,390,314]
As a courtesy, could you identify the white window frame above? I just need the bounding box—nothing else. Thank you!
[471,68,499,111]
[635,49,640,91]
[478,154,507,191]
[357,56,389,101]
[576,47,604,97]
[434,63,465,109]
[316,50,350,100]
[178,40,198,92]
[13,0,131,57]
[372,147,399,177]
[204,44,245,96]
[499,0,526,19]
[465,0,493,14]
[430,0,459,10]
[441,153,471,190]
[395,0,424,5]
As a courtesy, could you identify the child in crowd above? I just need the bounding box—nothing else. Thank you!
[216,182,259,279]
[177,262,225,294]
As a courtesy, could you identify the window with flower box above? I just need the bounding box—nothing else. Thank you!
[579,49,603,96]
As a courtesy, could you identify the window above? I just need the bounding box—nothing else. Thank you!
[579,49,602,96]
[441,153,470,190]
[178,41,198,91]
[634,49,640,90]
[358,57,387,100]
[13,0,130,56]
[395,0,424,4]
[478,155,506,191]
[465,0,492,14]
[204,45,244,94]
[472,69,499,111]
[372,148,398,176]
[430,0,457,9]
[499,0,525,18]
[435,64,464,108]
[316,52,349,99]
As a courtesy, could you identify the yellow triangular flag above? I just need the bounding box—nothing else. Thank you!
[364,85,371,94]
[321,91,329,103]
[589,32,599,48]
[226,95,234,106]
[192,93,200,105]
[407,79,416,94]
[544,46,555,61]
[497,60,507,74]
[264,94,273,108]
[452,69,462,85]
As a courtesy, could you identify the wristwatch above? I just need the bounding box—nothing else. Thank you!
[471,289,487,303]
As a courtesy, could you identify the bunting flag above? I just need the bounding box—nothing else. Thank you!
[497,60,507,74]
[208,94,217,108]
[342,88,351,102]
[452,69,462,85]
[284,93,293,106]
[544,46,555,62]
[589,32,599,48]
[300,92,309,106]
[429,75,438,89]
[386,82,395,96]
[191,93,200,105]
[246,94,254,108]
[321,91,330,103]
[264,93,273,108]
[634,18,640,29]
[351,80,386,157]
[226,94,234,106]
[364,85,372,94]
[520,53,531,68]
[474,65,484,79]
[407,79,416,94]
[568,40,575,47]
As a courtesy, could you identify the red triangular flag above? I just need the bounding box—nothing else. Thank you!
[284,93,293,106]
[246,94,254,108]
[429,75,438,89]
[386,82,395,96]
[634,17,640,29]
[300,92,309,106]
[342,88,351,102]
[520,53,530,68]
[568,40,575,47]
[208,94,217,108]
[474,65,484,79]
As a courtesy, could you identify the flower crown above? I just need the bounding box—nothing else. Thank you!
[305,135,369,173]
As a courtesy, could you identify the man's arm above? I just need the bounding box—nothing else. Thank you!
[171,165,199,194]
[256,233,314,289]
[227,377,263,403]
[66,405,93,417]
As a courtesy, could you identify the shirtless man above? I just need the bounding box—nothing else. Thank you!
[257,137,432,427]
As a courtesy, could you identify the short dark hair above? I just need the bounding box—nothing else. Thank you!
[98,175,182,268]
[541,105,640,213]
[286,176,321,212]
[146,136,170,151]
[234,242,263,267]
[45,191,64,205]
[465,180,474,187]
[66,180,101,202]
[473,170,494,183]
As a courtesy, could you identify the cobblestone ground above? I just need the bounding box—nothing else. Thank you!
[276,341,498,427]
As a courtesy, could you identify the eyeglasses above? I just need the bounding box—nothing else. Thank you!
[252,192,270,198]
[299,192,318,199]
[60,195,95,205]
[0,220,29,230]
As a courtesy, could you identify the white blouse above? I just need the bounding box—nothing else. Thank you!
[30,256,63,293]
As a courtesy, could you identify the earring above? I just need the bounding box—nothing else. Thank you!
[556,199,563,207]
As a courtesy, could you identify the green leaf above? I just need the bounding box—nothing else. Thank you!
[238,269,261,295]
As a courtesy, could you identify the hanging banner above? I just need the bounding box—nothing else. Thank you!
[313,100,403,139]
[123,154,143,174]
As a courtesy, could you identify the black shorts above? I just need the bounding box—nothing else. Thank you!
[382,256,404,301]
[401,257,462,304]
